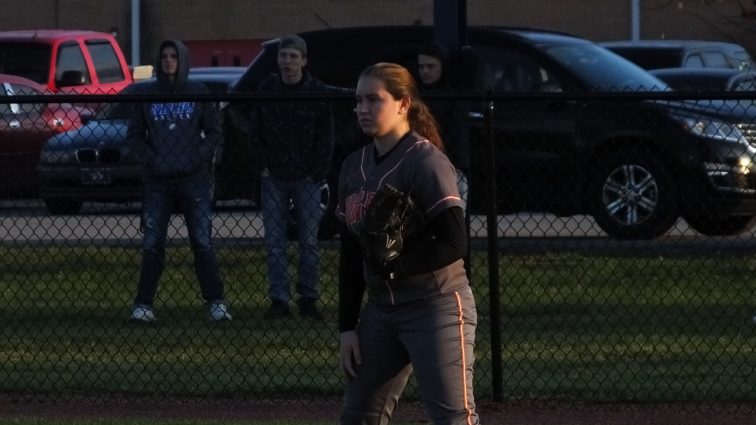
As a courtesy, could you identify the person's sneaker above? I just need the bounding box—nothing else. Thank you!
[298,298,324,321]
[208,300,232,321]
[264,300,291,319]
[130,304,157,323]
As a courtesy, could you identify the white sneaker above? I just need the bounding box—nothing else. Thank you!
[208,300,232,321]
[130,304,157,323]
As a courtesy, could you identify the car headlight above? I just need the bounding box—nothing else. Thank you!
[40,150,75,164]
[674,115,748,144]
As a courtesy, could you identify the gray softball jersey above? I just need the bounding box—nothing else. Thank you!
[337,131,479,424]
[336,131,469,306]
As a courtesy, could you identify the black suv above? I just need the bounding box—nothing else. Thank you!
[230,26,756,239]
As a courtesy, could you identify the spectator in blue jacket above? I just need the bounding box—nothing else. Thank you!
[250,34,335,320]
[127,39,231,323]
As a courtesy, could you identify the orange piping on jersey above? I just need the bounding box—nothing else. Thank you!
[454,291,475,425]
[426,195,462,214]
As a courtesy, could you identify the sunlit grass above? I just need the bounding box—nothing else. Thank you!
[0,245,754,403]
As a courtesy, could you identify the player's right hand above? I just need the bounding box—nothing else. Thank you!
[339,330,361,380]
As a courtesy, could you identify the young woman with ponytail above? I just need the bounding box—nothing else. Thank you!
[335,62,480,425]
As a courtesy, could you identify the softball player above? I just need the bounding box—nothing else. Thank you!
[336,62,479,425]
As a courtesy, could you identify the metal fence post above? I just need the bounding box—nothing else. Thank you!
[483,94,503,401]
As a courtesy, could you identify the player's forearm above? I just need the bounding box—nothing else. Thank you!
[339,222,365,332]
[390,206,466,277]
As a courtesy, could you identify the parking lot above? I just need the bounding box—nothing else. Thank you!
[3,200,756,256]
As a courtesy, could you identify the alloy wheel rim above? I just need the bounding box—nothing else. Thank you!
[602,164,659,226]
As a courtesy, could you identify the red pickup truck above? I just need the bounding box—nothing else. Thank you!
[0,29,134,94]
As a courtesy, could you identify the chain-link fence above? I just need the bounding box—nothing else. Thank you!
[1,89,755,411]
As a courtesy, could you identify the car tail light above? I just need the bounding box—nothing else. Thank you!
[48,116,68,132]
[43,103,81,133]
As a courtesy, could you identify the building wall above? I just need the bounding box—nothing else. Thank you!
[469,0,632,41]
[2,0,132,59]
[139,0,435,65]
[3,0,756,66]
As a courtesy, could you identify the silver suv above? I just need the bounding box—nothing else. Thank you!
[600,39,755,71]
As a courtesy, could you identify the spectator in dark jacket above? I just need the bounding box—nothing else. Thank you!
[250,34,335,320]
[417,42,471,208]
[127,39,231,323]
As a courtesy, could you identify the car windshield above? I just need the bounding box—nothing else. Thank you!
[731,76,756,91]
[0,42,51,85]
[547,43,670,92]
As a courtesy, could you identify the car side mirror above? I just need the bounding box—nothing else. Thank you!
[57,70,86,87]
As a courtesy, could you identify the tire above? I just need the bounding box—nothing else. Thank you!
[591,149,679,239]
[44,198,83,215]
[684,215,755,236]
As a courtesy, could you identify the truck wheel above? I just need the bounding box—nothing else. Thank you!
[44,198,83,215]
[591,150,678,239]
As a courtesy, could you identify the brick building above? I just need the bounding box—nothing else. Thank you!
[3,0,756,67]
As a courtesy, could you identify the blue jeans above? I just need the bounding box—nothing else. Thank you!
[134,174,224,306]
[261,176,324,303]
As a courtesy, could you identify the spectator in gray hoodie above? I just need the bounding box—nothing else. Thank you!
[127,39,231,323]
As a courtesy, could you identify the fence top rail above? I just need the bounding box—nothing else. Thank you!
[4,90,756,105]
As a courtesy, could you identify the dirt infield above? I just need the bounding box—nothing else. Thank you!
[0,395,754,424]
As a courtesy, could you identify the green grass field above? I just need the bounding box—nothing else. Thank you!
[0,244,754,406]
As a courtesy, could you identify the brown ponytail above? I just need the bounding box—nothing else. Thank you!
[359,63,444,150]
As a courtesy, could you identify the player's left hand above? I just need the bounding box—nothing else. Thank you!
[359,184,410,272]
[339,330,361,380]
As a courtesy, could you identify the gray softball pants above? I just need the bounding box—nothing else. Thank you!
[340,286,479,425]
